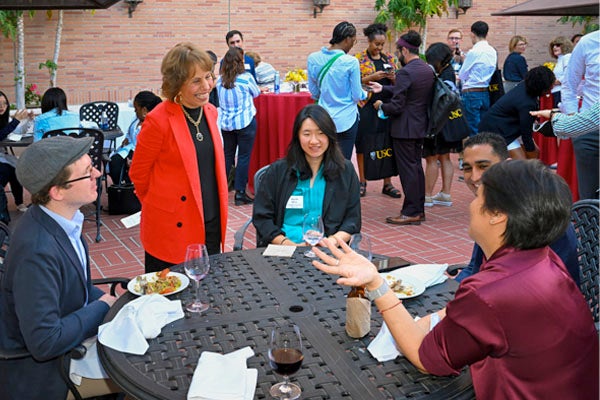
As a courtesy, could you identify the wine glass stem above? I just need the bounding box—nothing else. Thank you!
[195,280,201,303]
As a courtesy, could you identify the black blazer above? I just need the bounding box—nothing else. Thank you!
[252,158,361,247]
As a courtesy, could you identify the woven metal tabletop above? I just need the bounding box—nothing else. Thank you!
[98,248,474,399]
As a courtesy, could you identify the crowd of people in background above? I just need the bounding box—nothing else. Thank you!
[0,16,598,400]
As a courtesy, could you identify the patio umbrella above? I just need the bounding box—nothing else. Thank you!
[492,0,599,16]
[0,0,120,10]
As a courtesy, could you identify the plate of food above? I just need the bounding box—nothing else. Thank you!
[127,268,189,296]
[380,270,426,300]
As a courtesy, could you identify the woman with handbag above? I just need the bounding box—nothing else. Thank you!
[130,43,229,272]
[108,91,161,185]
[354,23,401,198]
[422,43,464,207]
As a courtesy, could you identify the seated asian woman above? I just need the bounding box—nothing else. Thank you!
[252,104,361,247]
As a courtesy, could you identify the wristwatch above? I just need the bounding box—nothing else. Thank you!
[364,278,390,301]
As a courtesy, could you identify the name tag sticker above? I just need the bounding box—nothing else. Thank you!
[286,195,304,209]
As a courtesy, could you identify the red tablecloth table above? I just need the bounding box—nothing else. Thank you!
[248,92,313,192]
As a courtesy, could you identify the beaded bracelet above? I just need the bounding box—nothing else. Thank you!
[379,300,402,314]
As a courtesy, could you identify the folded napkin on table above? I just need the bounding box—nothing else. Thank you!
[98,294,184,355]
[396,263,448,288]
[188,346,257,400]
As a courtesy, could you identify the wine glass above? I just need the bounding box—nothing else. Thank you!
[349,232,373,262]
[268,324,303,400]
[183,244,210,313]
[302,214,324,258]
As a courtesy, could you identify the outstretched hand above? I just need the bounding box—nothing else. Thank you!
[312,238,379,289]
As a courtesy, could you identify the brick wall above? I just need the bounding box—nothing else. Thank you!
[0,0,586,105]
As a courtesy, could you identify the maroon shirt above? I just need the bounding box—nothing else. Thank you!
[419,246,598,399]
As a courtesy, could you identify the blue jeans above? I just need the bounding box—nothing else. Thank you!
[461,91,490,137]
[337,116,359,160]
[223,118,257,192]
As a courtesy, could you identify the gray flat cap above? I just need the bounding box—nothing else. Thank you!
[16,136,94,195]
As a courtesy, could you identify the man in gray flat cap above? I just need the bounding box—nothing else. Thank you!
[0,136,119,399]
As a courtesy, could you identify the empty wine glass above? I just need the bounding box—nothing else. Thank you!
[183,244,210,313]
[268,324,303,400]
[302,214,324,258]
[349,232,373,262]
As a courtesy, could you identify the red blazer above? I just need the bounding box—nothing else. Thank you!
[130,100,228,264]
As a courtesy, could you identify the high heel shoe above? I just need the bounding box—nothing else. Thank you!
[234,191,254,206]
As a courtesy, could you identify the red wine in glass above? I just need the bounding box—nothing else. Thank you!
[269,324,303,399]
[269,348,304,376]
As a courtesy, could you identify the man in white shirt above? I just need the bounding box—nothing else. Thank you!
[458,21,497,137]
[560,30,599,199]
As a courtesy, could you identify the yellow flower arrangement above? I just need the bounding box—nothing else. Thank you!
[543,61,556,71]
[284,69,307,83]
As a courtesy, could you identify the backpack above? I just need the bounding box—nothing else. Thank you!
[426,75,462,139]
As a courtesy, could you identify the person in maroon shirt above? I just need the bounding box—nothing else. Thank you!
[312,160,598,399]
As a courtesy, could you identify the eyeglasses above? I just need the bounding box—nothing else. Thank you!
[517,42,527,46]
[63,174,93,185]
[448,36,461,40]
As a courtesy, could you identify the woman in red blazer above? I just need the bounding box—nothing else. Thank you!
[130,42,229,272]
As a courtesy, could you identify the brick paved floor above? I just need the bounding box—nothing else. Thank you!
[8,154,473,281]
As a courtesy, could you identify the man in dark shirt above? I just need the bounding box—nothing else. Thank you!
[371,30,434,225]
[456,132,580,285]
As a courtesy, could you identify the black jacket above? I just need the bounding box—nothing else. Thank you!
[252,158,361,247]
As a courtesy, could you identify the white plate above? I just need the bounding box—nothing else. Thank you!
[380,270,426,300]
[127,272,189,296]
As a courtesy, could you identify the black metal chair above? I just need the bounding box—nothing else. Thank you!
[571,199,599,328]
[233,164,270,250]
[79,101,120,131]
[43,128,104,242]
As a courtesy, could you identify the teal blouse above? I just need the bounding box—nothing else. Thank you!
[282,166,326,243]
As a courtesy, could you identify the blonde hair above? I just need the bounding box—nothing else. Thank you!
[245,51,261,65]
[508,35,527,52]
[160,42,213,101]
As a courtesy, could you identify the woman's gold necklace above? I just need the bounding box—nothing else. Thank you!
[181,106,204,141]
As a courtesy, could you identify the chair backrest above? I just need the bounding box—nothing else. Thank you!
[42,128,105,171]
[79,101,119,130]
[233,164,271,251]
[253,164,270,194]
[571,199,599,324]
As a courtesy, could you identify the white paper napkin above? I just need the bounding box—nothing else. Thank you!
[98,294,184,355]
[69,336,109,385]
[367,317,421,362]
[187,346,257,400]
[397,264,448,288]
[262,244,296,257]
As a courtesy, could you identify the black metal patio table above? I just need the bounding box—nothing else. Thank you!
[98,248,474,399]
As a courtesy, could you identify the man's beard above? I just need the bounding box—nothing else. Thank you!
[399,54,407,67]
